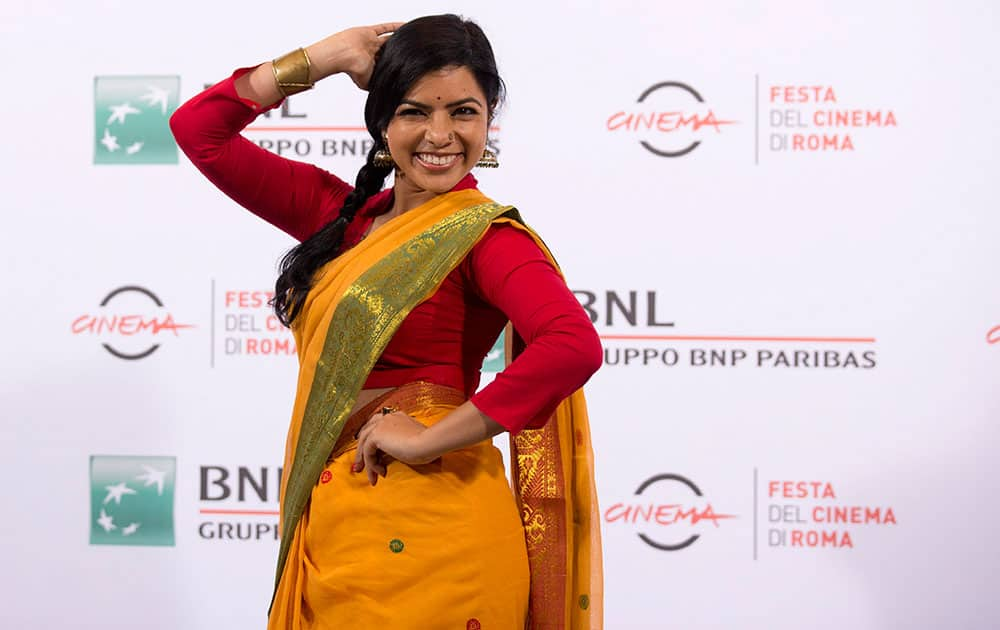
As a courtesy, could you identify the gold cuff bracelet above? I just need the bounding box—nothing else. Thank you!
[271,47,313,97]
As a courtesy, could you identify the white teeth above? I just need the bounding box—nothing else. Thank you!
[417,153,459,166]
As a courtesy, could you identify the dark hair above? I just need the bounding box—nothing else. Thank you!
[272,14,505,326]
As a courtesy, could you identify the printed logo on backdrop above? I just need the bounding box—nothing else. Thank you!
[987,324,1000,345]
[93,76,180,164]
[198,464,281,542]
[762,477,897,551]
[764,84,897,154]
[213,287,295,364]
[72,286,195,360]
[232,91,502,164]
[576,289,878,369]
[604,474,736,550]
[481,330,506,374]
[90,455,176,546]
[607,82,737,157]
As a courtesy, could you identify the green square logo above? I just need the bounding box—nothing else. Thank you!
[482,330,506,374]
[89,455,176,546]
[93,76,180,164]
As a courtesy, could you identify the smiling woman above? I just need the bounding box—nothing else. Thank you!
[169,14,602,630]
[362,65,497,240]
[386,66,490,195]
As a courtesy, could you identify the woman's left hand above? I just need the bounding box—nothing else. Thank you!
[353,411,434,486]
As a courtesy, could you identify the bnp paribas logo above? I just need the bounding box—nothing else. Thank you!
[89,455,176,546]
[93,76,180,165]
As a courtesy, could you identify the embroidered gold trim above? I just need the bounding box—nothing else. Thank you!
[273,201,513,595]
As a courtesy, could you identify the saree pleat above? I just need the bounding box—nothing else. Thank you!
[267,190,602,629]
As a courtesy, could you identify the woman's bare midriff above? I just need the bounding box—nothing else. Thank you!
[349,387,396,418]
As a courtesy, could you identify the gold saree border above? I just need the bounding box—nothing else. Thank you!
[498,217,604,630]
[272,194,514,605]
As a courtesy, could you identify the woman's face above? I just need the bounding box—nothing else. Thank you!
[385,65,489,198]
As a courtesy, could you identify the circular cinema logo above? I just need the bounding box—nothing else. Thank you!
[607,82,736,157]
[72,286,194,360]
[604,473,737,551]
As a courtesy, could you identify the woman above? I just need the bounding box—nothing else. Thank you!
[171,15,602,629]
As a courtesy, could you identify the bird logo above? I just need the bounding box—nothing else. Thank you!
[94,76,180,164]
[89,456,176,546]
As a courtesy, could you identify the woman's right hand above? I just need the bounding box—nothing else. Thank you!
[233,22,404,115]
[308,22,405,90]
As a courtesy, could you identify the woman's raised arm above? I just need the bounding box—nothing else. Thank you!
[169,23,403,241]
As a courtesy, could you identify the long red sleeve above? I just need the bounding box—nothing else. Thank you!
[466,225,603,433]
[168,67,350,241]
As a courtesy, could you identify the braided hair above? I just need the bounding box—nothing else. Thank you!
[272,147,391,326]
[271,14,505,326]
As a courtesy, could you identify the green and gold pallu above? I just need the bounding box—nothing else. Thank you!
[267,188,602,629]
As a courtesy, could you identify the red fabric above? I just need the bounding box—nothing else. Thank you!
[170,69,601,433]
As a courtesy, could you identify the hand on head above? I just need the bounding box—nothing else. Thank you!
[319,22,405,90]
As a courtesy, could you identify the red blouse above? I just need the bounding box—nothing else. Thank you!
[169,68,602,433]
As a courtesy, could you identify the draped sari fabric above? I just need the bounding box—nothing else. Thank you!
[500,222,604,630]
[267,188,602,629]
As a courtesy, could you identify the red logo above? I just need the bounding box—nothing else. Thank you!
[987,325,1000,345]
[466,620,481,630]
[767,85,897,153]
[608,82,736,157]
[320,470,332,484]
[766,479,896,550]
[72,286,194,360]
[604,474,736,551]
[221,289,298,358]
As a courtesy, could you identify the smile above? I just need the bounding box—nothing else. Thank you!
[415,153,462,169]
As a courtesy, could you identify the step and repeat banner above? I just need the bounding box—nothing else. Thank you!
[2,1,997,628]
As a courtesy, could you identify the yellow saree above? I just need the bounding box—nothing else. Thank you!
[267,188,602,629]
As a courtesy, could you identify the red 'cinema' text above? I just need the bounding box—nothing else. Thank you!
[813,506,896,525]
[604,503,736,527]
[606,111,736,133]
[72,314,194,336]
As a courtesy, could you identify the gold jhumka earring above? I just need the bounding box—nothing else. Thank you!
[372,132,396,168]
[475,149,499,168]
[372,148,395,168]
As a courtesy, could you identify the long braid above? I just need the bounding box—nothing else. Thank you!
[272,143,392,326]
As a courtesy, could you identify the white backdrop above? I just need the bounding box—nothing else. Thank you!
[2,1,998,628]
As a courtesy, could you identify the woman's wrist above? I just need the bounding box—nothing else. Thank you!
[408,429,441,464]
[411,402,506,462]
[304,36,354,82]
[234,63,284,109]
